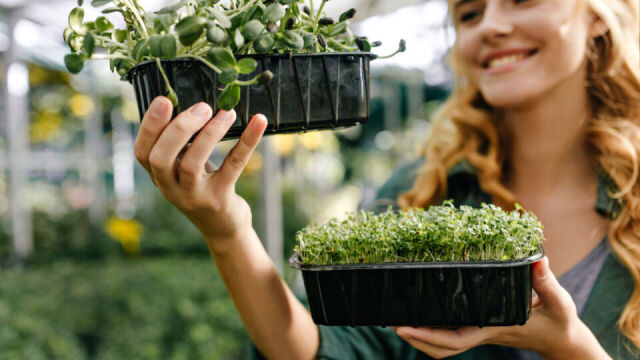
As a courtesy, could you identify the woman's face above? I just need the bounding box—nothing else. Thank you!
[452,0,597,109]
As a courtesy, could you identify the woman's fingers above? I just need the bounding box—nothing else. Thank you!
[148,102,213,189]
[178,109,237,189]
[217,114,268,188]
[134,96,173,173]
[531,257,574,314]
[402,337,454,359]
[395,326,493,351]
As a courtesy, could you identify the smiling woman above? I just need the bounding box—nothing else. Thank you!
[130,0,640,359]
[390,0,640,358]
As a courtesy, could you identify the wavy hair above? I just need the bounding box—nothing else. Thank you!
[398,0,640,349]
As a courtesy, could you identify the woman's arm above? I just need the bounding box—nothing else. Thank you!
[207,228,319,360]
[134,96,319,360]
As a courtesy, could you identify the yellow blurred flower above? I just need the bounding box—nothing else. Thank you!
[243,151,263,175]
[30,111,62,143]
[271,134,296,156]
[298,131,339,151]
[29,66,50,86]
[121,100,141,123]
[105,216,144,256]
[69,94,95,117]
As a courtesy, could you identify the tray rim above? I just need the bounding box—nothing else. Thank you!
[289,246,545,271]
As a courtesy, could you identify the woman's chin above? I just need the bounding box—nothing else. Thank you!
[481,91,534,110]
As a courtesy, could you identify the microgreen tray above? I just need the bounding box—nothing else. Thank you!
[289,250,544,327]
[126,53,371,140]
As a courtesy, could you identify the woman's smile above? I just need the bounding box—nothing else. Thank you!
[454,0,593,108]
[481,48,538,75]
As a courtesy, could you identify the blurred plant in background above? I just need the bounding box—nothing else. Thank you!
[0,258,249,360]
[28,64,87,148]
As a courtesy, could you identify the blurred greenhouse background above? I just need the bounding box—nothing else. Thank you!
[0,0,454,358]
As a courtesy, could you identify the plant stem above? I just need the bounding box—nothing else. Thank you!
[327,39,356,52]
[376,49,402,59]
[129,0,145,12]
[237,40,254,55]
[182,54,222,73]
[126,27,134,56]
[94,34,128,49]
[190,38,208,54]
[177,36,207,56]
[227,0,258,15]
[122,0,148,39]
[312,0,328,31]
[234,74,260,86]
[91,54,135,62]
[155,58,178,106]
[312,0,327,52]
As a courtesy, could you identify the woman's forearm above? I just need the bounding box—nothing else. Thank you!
[206,227,319,360]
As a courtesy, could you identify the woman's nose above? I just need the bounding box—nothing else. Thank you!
[477,2,513,43]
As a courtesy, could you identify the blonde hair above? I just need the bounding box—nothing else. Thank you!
[399,0,640,348]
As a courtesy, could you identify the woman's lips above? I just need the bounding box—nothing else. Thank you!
[481,49,538,75]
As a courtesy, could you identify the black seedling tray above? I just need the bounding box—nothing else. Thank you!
[126,53,371,140]
[289,250,544,327]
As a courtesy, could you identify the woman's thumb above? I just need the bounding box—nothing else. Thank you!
[531,257,572,311]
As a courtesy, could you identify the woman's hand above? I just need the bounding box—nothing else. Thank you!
[392,257,611,360]
[134,96,268,251]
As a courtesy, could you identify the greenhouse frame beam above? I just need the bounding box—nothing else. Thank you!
[259,138,284,273]
[3,7,33,259]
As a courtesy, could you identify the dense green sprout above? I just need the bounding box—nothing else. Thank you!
[295,200,545,265]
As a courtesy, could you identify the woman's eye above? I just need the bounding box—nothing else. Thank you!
[459,10,482,23]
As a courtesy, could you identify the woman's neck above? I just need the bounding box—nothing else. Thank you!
[501,68,597,196]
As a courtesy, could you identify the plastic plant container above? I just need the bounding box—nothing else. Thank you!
[289,250,544,327]
[126,52,371,140]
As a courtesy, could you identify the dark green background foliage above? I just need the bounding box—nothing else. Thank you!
[0,175,308,359]
[0,258,249,360]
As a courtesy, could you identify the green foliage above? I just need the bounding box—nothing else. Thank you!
[0,258,249,360]
[135,190,209,256]
[62,0,405,109]
[29,210,119,264]
[296,201,545,265]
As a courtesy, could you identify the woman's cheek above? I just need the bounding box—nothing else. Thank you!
[455,36,482,83]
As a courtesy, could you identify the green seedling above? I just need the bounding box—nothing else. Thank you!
[295,201,545,265]
[64,0,406,110]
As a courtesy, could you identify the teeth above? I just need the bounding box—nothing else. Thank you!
[488,53,526,68]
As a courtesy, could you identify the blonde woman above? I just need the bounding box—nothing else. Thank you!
[133,0,640,358]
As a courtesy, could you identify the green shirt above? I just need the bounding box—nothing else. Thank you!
[316,158,636,360]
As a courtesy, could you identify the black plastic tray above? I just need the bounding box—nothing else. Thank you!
[289,250,544,327]
[126,53,371,140]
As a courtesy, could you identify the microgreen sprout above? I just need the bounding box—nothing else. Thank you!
[295,200,545,265]
[64,0,406,110]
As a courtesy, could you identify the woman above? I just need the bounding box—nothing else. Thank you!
[133,0,640,358]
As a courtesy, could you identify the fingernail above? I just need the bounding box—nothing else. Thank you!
[151,98,169,118]
[535,257,548,279]
[219,110,236,122]
[191,103,212,118]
